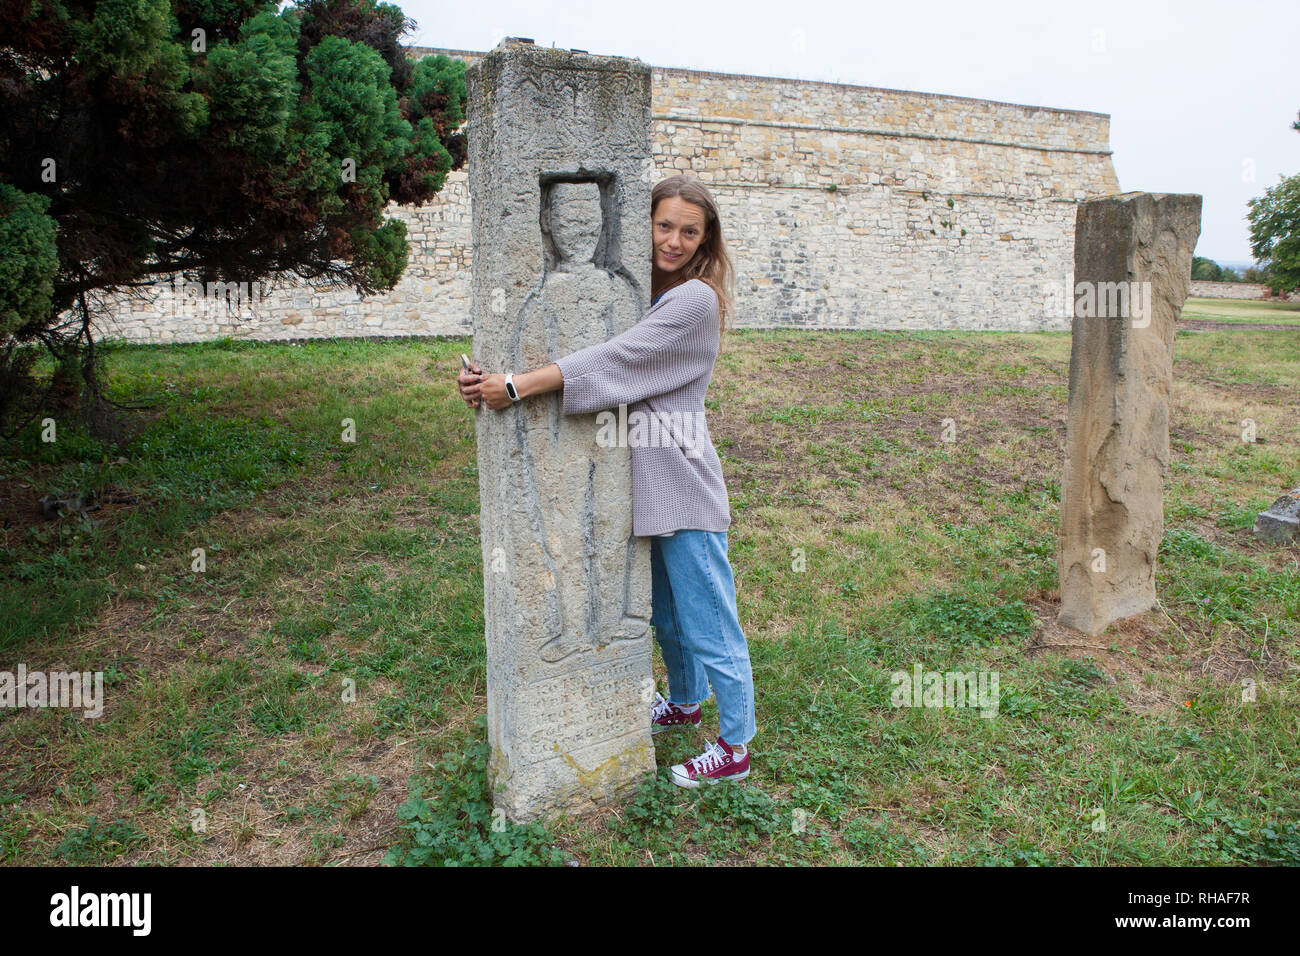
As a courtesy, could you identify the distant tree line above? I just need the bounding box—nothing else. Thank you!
[1191,258,1274,284]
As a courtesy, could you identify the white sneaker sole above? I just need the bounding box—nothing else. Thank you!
[670,764,750,788]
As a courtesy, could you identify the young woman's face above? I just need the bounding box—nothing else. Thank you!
[653,196,709,273]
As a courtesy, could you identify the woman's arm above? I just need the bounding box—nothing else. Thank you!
[462,282,717,413]
[516,364,563,399]
[553,284,716,415]
[468,364,562,410]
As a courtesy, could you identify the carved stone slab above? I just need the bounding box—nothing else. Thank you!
[466,39,656,822]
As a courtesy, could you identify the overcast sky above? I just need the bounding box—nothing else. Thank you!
[396,0,1298,266]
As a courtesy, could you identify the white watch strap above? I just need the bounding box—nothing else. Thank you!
[505,372,520,401]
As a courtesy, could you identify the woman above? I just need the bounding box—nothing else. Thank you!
[457,174,755,787]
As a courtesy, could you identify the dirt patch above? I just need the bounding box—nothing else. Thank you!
[1024,591,1184,714]
[1174,375,1296,406]
[4,467,146,526]
[717,389,1067,513]
[131,731,418,867]
[1021,588,1289,715]
[0,471,52,535]
[1180,320,1300,332]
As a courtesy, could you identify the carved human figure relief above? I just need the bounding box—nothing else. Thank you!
[510,180,649,663]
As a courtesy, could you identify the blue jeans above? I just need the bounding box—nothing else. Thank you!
[649,530,757,747]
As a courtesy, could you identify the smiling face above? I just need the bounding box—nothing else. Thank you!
[653,195,709,274]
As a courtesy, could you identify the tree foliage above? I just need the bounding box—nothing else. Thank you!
[1247,173,1300,296]
[0,0,466,434]
[1243,109,1300,297]
[1192,257,1228,282]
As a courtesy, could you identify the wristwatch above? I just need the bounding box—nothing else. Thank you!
[504,373,521,402]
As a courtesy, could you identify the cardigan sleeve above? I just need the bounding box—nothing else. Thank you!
[553,283,716,415]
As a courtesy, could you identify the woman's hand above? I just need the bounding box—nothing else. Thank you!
[457,361,483,409]
[476,373,513,410]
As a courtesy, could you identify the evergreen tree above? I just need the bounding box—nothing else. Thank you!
[0,0,466,435]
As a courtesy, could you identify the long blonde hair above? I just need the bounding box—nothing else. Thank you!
[651,175,735,332]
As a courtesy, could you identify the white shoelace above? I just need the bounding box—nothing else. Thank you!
[690,740,727,773]
[651,693,671,720]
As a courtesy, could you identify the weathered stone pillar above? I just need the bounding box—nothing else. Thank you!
[1058,192,1202,635]
[466,39,656,822]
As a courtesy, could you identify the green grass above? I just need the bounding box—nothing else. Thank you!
[1182,296,1300,325]
[1,328,1297,866]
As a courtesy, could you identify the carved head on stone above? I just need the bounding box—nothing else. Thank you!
[543,182,603,269]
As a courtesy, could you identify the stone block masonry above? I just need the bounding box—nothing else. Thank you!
[88,43,1120,343]
[1188,280,1298,301]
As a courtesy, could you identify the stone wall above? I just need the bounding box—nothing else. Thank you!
[1188,280,1274,300]
[88,43,1121,344]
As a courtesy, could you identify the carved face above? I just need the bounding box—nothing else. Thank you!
[547,182,602,265]
[653,195,709,273]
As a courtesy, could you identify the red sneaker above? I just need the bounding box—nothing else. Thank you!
[670,737,750,788]
[651,692,702,735]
